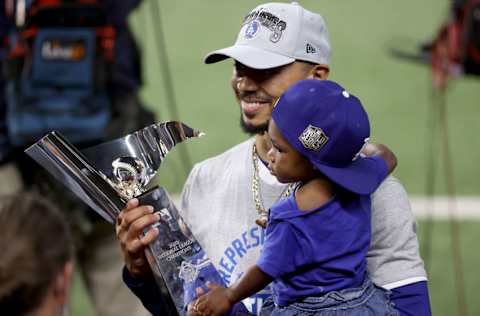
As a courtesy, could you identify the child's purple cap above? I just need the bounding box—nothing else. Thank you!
[272,79,381,195]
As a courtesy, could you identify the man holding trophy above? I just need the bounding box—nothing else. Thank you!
[116,2,431,316]
[24,1,431,316]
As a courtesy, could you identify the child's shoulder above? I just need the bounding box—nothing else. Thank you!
[268,194,298,221]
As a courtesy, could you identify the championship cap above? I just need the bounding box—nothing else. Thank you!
[272,80,383,195]
[204,2,331,69]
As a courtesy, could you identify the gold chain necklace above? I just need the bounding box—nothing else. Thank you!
[252,144,295,226]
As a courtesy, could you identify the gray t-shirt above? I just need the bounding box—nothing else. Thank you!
[180,138,426,314]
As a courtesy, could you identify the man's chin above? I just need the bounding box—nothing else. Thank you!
[240,116,269,135]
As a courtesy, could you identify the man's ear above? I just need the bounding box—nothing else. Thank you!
[308,64,329,80]
[53,262,73,305]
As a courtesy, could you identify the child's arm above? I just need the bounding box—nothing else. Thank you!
[362,143,397,174]
[194,265,272,316]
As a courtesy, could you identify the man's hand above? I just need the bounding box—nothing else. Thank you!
[116,198,160,279]
[361,143,397,173]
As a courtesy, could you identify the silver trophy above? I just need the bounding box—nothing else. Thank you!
[25,121,248,316]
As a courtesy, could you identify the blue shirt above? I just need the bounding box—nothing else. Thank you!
[257,156,388,306]
[257,192,372,306]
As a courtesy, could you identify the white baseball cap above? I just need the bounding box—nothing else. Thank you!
[204,2,331,69]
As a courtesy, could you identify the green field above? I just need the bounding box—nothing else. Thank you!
[73,1,480,315]
[130,0,480,196]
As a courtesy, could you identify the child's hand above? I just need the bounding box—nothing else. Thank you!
[187,287,207,316]
[194,283,234,316]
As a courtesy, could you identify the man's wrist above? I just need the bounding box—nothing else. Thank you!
[123,265,148,287]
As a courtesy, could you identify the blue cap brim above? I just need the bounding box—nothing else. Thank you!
[313,157,388,195]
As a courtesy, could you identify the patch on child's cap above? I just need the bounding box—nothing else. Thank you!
[298,124,329,151]
[342,90,350,98]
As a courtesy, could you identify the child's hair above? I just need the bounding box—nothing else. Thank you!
[0,192,73,315]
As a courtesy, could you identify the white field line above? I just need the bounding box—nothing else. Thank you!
[170,195,480,220]
[410,196,480,220]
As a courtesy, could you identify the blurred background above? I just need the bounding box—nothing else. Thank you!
[70,0,479,315]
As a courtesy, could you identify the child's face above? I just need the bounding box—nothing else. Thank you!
[267,119,315,184]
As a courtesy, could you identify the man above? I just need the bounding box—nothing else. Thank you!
[116,2,431,315]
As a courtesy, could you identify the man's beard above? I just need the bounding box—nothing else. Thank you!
[240,115,269,135]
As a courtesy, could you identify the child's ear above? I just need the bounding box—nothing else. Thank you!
[308,64,329,80]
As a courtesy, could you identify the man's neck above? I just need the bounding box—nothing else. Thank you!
[254,133,270,162]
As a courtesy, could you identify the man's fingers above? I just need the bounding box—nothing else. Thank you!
[140,226,159,245]
[125,198,139,209]
[116,206,156,241]
[119,198,139,217]
[125,212,160,240]
[116,201,151,233]
[124,235,145,256]
[121,205,155,229]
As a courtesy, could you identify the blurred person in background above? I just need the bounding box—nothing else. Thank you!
[0,193,73,316]
[116,2,431,316]
[0,1,156,315]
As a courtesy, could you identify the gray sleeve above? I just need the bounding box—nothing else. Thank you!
[367,176,428,289]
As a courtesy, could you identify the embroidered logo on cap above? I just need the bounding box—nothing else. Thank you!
[243,9,287,43]
[299,125,329,151]
[245,20,260,39]
[306,43,316,54]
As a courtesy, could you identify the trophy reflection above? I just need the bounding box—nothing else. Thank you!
[25,121,248,316]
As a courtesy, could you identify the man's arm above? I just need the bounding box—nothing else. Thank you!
[390,281,432,316]
[122,266,173,316]
[362,143,397,173]
[368,176,431,316]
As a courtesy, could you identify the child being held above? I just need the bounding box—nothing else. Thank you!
[193,80,399,316]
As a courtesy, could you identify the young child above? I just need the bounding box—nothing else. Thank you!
[193,80,398,316]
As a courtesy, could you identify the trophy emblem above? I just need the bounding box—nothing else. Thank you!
[25,121,248,315]
[179,261,200,283]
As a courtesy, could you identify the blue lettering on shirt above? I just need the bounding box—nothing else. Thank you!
[250,226,261,247]
[242,231,250,249]
[224,247,237,266]
[216,227,269,315]
[232,239,247,258]
[219,257,234,273]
